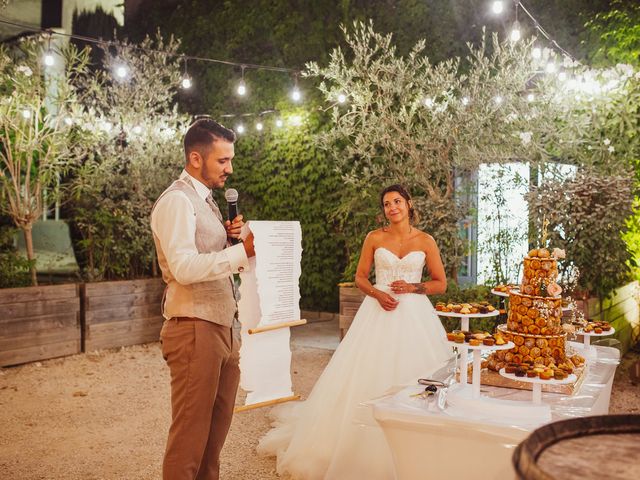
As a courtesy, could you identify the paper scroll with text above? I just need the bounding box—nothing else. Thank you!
[236,221,305,410]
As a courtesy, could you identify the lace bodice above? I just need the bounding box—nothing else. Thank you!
[374,248,425,287]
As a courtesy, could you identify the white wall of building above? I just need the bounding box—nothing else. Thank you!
[0,1,42,38]
[62,0,124,33]
[0,0,123,40]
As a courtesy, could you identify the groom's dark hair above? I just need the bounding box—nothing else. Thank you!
[380,184,419,224]
[184,117,236,162]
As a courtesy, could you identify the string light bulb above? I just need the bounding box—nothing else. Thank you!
[532,47,542,60]
[181,58,192,89]
[527,93,535,102]
[236,124,245,134]
[461,97,470,106]
[491,1,504,15]
[22,109,31,119]
[275,118,283,128]
[256,121,263,131]
[291,74,302,102]
[509,21,521,43]
[509,4,521,43]
[494,95,503,105]
[337,93,347,104]
[115,64,128,79]
[44,51,54,66]
[546,62,557,74]
[43,33,54,67]
[237,66,247,96]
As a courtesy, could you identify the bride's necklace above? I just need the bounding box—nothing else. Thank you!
[393,225,413,246]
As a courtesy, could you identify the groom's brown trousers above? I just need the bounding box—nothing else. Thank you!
[161,317,240,480]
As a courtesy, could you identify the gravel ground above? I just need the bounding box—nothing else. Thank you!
[0,322,638,480]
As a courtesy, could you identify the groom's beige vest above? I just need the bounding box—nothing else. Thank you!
[152,179,237,327]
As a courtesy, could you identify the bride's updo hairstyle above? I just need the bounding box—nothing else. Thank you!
[379,184,419,224]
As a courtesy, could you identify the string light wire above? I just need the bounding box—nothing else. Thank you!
[0,17,301,74]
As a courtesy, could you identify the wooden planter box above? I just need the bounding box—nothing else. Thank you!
[339,284,365,339]
[0,284,81,367]
[83,278,165,351]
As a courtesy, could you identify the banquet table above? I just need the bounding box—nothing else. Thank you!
[368,342,620,480]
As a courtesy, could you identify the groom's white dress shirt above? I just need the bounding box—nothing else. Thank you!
[150,169,248,287]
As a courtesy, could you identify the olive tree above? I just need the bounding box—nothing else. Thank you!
[0,39,89,285]
[308,21,638,292]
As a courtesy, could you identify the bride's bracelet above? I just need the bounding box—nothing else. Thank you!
[411,283,427,294]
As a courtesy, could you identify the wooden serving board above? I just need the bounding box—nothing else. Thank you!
[460,364,587,395]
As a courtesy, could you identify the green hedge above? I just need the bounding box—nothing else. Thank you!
[226,110,345,312]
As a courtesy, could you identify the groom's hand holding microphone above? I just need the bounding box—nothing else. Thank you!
[224,188,255,258]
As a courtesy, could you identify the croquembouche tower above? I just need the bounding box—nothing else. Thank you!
[485,247,581,375]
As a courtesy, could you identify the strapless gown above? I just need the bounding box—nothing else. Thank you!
[257,247,453,479]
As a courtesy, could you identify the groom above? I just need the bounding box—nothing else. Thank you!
[151,117,255,480]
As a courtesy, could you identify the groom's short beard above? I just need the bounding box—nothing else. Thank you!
[201,162,225,188]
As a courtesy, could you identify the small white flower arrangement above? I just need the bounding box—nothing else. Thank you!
[552,248,566,259]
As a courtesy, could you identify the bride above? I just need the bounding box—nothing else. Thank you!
[258,184,453,479]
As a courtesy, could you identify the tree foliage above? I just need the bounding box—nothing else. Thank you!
[584,0,640,67]
[126,1,613,114]
[0,38,90,284]
[228,110,344,311]
[122,1,628,307]
[527,171,635,300]
[309,21,638,299]
[2,0,636,311]
[65,34,190,280]
[127,0,345,115]
[308,22,555,278]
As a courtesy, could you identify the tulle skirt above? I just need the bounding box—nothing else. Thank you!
[257,289,453,479]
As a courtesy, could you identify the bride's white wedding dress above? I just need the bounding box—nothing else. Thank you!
[258,247,453,479]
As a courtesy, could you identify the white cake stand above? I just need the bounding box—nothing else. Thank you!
[446,340,515,399]
[576,327,616,358]
[490,288,512,298]
[499,368,577,404]
[438,310,499,332]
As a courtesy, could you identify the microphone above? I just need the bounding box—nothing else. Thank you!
[224,188,240,245]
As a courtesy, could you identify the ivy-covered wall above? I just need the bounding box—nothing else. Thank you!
[225,111,345,312]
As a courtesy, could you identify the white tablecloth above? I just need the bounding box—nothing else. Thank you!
[369,342,620,480]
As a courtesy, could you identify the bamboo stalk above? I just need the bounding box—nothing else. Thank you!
[234,394,301,413]
[247,319,307,335]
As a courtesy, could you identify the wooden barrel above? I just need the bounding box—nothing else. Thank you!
[512,415,640,480]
